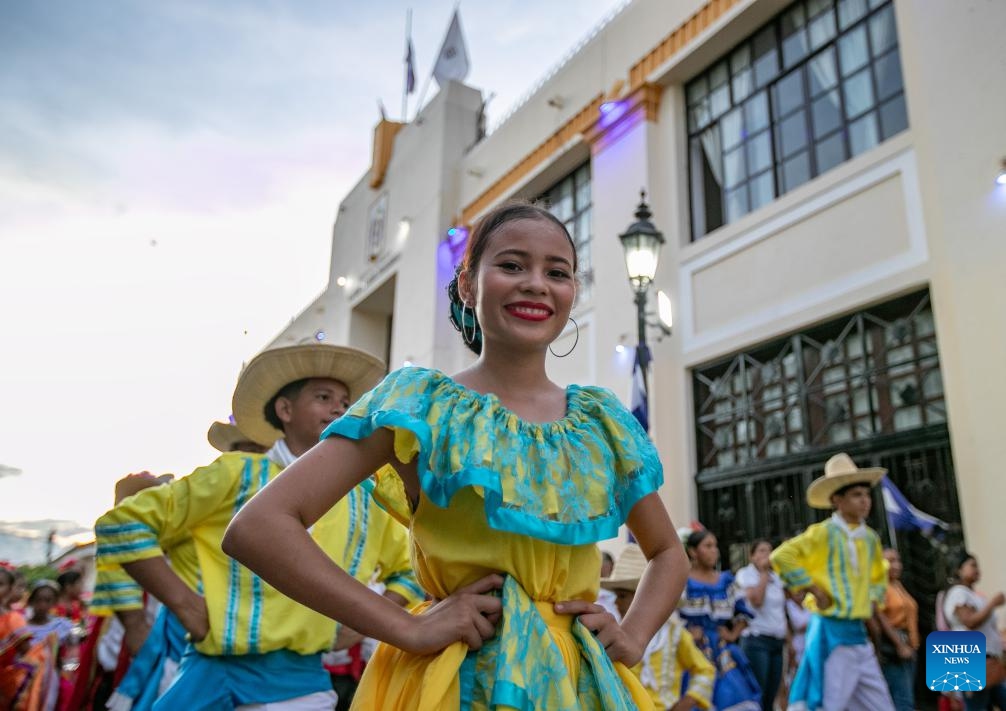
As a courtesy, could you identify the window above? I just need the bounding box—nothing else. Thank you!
[693,291,944,472]
[687,0,907,239]
[538,162,593,301]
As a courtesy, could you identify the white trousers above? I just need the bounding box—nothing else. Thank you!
[822,643,895,711]
[237,690,337,710]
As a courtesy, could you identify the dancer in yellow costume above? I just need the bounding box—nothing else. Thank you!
[95,344,421,710]
[225,201,689,710]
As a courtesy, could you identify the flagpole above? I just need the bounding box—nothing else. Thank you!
[402,8,412,122]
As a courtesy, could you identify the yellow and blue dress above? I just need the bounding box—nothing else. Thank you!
[322,366,665,711]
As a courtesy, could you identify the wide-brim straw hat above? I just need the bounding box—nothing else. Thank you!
[600,544,648,591]
[807,452,886,509]
[207,421,263,453]
[232,344,386,448]
[114,472,174,505]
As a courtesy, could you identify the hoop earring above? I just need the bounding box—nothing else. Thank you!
[461,303,477,346]
[549,317,579,358]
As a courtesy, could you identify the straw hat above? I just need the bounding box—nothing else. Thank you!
[600,544,648,591]
[114,472,174,505]
[207,420,264,453]
[231,344,386,448]
[806,453,886,509]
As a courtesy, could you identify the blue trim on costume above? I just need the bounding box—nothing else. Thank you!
[459,650,476,709]
[92,593,143,608]
[96,538,159,555]
[832,525,854,617]
[247,458,270,654]
[94,581,141,592]
[348,490,369,578]
[224,457,254,654]
[95,522,157,537]
[323,410,662,546]
[385,573,424,600]
[492,681,532,710]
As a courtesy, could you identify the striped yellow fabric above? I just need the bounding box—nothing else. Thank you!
[771,519,886,620]
[94,452,420,656]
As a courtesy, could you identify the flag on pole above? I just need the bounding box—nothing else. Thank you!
[880,476,949,534]
[433,9,470,86]
[405,38,416,94]
[630,346,649,432]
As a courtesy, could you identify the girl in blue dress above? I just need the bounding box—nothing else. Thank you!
[679,530,762,711]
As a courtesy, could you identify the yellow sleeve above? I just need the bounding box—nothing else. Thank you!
[770,523,826,590]
[868,533,887,606]
[370,505,424,606]
[95,458,237,568]
[91,565,144,614]
[678,627,714,709]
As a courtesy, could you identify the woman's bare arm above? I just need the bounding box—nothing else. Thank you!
[222,430,502,654]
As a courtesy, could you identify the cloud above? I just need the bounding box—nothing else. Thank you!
[0,464,22,479]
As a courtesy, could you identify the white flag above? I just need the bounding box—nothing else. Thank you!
[433,10,469,86]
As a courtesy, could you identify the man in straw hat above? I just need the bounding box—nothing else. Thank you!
[94,344,422,710]
[770,453,894,711]
[600,544,715,710]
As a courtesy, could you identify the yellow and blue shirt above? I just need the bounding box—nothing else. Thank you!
[770,516,886,620]
[94,451,420,657]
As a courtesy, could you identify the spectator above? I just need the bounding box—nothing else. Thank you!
[878,548,919,711]
[737,539,787,711]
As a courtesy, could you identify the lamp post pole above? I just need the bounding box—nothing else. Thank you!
[619,190,665,426]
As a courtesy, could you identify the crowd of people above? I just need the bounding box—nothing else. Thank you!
[2,201,1004,710]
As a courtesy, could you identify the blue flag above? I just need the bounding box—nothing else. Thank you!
[631,346,649,432]
[880,476,948,533]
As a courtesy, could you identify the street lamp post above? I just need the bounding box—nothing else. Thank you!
[619,190,666,422]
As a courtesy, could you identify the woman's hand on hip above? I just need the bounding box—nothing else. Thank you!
[403,574,504,655]
[554,599,644,666]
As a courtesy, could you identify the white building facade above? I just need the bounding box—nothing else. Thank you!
[270,0,1006,644]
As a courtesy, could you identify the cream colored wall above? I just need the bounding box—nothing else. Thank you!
[893,0,1006,598]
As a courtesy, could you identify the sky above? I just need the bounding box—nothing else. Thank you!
[0,0,627,561]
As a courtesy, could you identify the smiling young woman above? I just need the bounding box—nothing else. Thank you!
[223,200,689,711]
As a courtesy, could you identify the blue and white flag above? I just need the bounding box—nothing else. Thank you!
[880,476,948,534]
[405,38,416,94]
[631,346,649,432]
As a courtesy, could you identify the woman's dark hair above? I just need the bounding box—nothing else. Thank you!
[950,550,976,580]
[0,568,14,586]
[28,579,59,603]
[447,201,577,355]
[749,538,772,556]
[57,570,83,589]
[686,529,714,550]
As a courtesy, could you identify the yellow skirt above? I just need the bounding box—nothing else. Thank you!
[351,577,653,710]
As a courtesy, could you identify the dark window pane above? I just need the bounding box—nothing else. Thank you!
[711,61,729,88]
[731,45,752,73]
[687,77,709,106]
[815,132,847,172]
[808,48,839,96]
[575,170,591,208]
[725,185,750,222]
[724,145,747,189]
[746,131,773,174]
[744,91,771,133]
[774,67,806,118]
[781,5,809,68]
[849,111,879,155]
[879,94,908,138]
[781,151,812,191]
[777,110,809,158]
[868,0,885,9]
[733,68,753,102]
[690,136,724,237]
[690,99,712,131]
[749,171,775,210]
[870,5,897,55]
[753,27,780,86]
[721,107,744,150]
[839,26,869,76]
[838,0,868,29]
[807,0,834,17]
[710,84,731,119]
[808,10,838,49]
[843,68,875,118]
[874,51,903,100]
[812,90,843,138]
